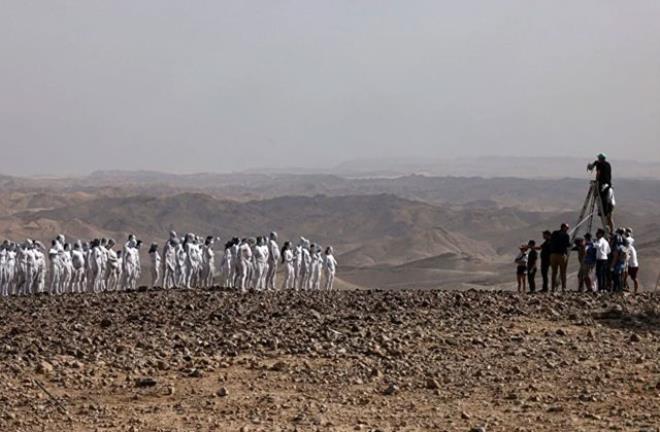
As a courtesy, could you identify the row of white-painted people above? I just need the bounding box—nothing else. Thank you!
[0,232,338,297]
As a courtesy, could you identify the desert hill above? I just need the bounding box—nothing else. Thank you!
[1,171,658,290]
[18,193,498,267]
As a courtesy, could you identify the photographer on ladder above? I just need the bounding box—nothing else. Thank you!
[587,153,615,233]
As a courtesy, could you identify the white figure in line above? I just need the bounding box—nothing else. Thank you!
[149,242,161,289]
[237,238,253,293]
[253,236,269,291]
[220,238,236,289]
[162,232,178,289]
[231,238,241,289]
[310,244,323,290]
[104,239,120,291]
[121,235,141,291]
[266,232,280,290]
[33,241,47,294]
[90,239,106,293]
[0,241,8,297]
[70,241,86,293]
[176,237,188,288]
[281,241,295,290]
[324,246,338,290]
[298,238,312,290]
[49,239,64,295]
[202,236,216,288]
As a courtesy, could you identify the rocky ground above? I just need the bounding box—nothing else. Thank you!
[0,288,658,432]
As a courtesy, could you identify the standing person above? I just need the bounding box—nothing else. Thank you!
[104,239,118,290]
[514,244,528,294]
[175,237,188,288]
[162,232,178,289]
[149,243,161,288]
[237,238,252,293]
[625,228,639,294]
[549,223,571,293]
[587,153,614,233]
[323,246,338,290]
[220,239,235,288]
[253,236,269,291]
[594,228,611,292]
[299,239,312,290]
[6,243,17,296]
[71,241,86,293]
[201,236,216,288]
[0,242,8,297]
[573,238,588,292]
[293,240,303,290]
[539,231,552,292]
[266,232,280,290]
[49,240,63,295]
[582,233,597,292]
[610,233,628,293]
[310,244,323,290]
[281,241,295,290]
[526,240,538,293]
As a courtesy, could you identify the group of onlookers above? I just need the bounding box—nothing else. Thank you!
[515,225,639,294]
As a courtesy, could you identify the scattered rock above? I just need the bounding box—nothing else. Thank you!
[382,383,399,396]
[36,361,54,375]
[135,377,157,388]
[426,378,441,390]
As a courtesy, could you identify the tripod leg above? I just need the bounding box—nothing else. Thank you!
[586,183,597,235]
[572,181,595,243]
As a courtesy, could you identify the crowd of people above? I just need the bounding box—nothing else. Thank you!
[514,155,640,294]
[0,231,339,297]
[515,225,640,294]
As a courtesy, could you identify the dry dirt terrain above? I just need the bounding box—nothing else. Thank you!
[1,289,659,432]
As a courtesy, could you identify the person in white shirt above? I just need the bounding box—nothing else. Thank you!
[594,229,611,292]
[624,228,639,294]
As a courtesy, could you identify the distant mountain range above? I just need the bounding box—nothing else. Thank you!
[1,168,658,290]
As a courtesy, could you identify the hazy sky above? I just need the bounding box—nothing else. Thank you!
[1,1,659,176]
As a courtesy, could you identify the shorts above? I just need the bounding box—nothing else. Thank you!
[628,267,639,280]
[579,263,595,278]
[517,265,527,276]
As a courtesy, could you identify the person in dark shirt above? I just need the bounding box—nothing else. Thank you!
[588,153,614,232]
[539,230,552,292]
[589,153,612,186]
[526,240,538,293]
[549,223,571,292]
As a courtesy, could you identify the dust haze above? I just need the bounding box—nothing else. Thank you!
[1,1,659,175]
